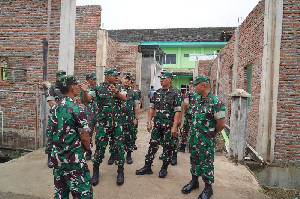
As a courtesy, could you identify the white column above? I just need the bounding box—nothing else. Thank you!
[58,0,76,75]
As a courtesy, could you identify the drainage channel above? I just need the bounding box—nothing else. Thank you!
[246,162,300,189]
[0,146,33,163]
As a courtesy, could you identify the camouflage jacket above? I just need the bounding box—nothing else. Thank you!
[49,96,90,170]
[120,85,139,115]
[80,85,98,115]
[185,89,197,117]
[150,86,182,121]
[89,82,122,120]
[192,92,226,138]
[46,84,62,102]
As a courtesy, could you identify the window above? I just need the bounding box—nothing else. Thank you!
[246,66,253,106]
[0,57,8,81]
[184,54,189,57]
[163,54,176,64]
[0,57,27,82]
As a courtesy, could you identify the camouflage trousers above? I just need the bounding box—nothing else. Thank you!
[133,121,138,143]
[53,165,93,199]
[45,129,53,155]
[93,118,125,165]
[87,112,96,150]
[189,129,215,184]
[180,116,192,144]
[145,119,175,164]
[123,114,135,153]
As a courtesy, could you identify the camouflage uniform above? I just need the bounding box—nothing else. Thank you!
[120,85,139,153]
[145,86,182,164]
[90,82,125,165]
[190,92,226,185]
[45,70,65,155]
[132,86,141,145]
[49,76,93,198]
[181,89,197,145]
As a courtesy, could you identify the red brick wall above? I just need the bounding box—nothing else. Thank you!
[274,0,300,166]
[106,36,139,79]
[0,1,101,141]
[209,0,300,166]
[74,5,101,83]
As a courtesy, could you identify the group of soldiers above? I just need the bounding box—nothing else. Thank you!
[44,68,226,199]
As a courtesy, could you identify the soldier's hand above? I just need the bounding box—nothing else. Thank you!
[109,84,117,93]
[133,119,138,126]
[80,81,89,92]
[171,126,177,137]
[147,124,152,132]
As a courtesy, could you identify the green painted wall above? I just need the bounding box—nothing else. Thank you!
[172,76,191,89]
[161,46,224,69]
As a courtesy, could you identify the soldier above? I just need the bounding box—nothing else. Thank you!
[45,70,66,168]
[181,76,226,199]
[81,72,98,160]
[48,75,93,198]
[82,68,127,186]
[179,81,196,153]
[136,71,181,178]
[120,73,139,164]
[131,78,141,150]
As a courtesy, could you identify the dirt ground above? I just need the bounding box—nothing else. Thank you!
[0,110,270,199]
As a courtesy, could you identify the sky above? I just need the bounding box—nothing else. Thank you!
[76,0,261,30]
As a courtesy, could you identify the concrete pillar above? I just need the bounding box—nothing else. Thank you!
[229,89,251,161]
[58,0,76,75]
[194,61,199,79]
[257,0,283,162]
[135,53,142,86]
[232,27,240,91]
[96,30,108,83]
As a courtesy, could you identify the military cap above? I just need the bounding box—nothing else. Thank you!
[86,72,97,80]
[104,68,120,76]
[193,76,210,85]
[131,77,136,83]
[58,75,79,88]
[123,72,132,79]
[56,70,66,77]
[158,71,173,79]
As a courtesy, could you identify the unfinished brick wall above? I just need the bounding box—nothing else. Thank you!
[106,36,139,78]
[74,5,101,83]
[274,0,300,166]
[209,0,300,166]
[0,1,101,143]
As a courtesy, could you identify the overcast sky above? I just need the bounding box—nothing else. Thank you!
[76,0,261,30]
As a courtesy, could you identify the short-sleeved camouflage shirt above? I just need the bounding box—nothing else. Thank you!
[150,86,182,121]
[193,92,226,137]
[46,84,62,102]
[49,97,90,170]
[90,82,122,120]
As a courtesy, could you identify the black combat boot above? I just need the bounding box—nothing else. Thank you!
[116,165,124,186]
[47,154,53,168]
[108,153,115,165]
[86,150,92,161]
[159,153,163,160]
[178,144,186,153]
[158,161,169,178]
[171,152,177,166]
[136,161,153,175]
[91,162,100,186]
[126,152,133,164]
[198,183,213,199]
[181,174,199,194]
